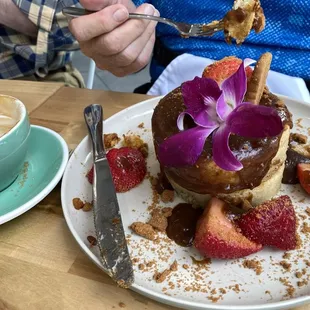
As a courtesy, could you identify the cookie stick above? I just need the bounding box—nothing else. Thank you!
[244,52,272,104]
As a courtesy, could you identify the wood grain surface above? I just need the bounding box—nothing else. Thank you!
[0,80,308,310]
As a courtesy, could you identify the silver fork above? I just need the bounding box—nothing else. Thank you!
[62,7,224,37]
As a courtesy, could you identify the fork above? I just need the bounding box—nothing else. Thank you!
[62,7,224,37]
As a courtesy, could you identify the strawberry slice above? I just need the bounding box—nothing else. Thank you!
[297,163,310,194]
[194,198,262,259]
[237,196,297,251]
[86,147,146,193]
[202,56,253,84]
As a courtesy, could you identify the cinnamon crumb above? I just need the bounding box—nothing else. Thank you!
[146,261,155,268]
[219,288,227,294]
[104,133,120,149]
[72,198,84,210]
[148,210,168,232]
[162,207,173,217]
[138,122,144,129]
[118,302,126,308]
[182,264,189,270]
[153,261,178,283]
[161,190,175,203]
[130,222,156,240]
[138,264,145,270]
[290,133,307,144]
[297,279,308,287]
[82,202,92,212]
[282,252,291,259]
[207,296,221,303]
[170,260,178,271]
[296,118,303,129]
[279,261,291,271]
[242,259,263,275]
[154,269,171,283]
[301,222,310,234]
[132,258,139,264]
[87,235,97,246]
[295,271,303,278]
[265,290,270,294]
[306,207,310,216]
[122,134,149,157]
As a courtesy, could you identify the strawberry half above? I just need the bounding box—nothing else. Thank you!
[194,198,262,259]
[297,163,310,194]
[86,147,146,193]
[236,196,297,251]
[202,56,253,84]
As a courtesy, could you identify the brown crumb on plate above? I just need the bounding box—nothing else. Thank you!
[242,259,263,275]
[104,133,120,149]
[118,302,126,308]
[138,122,144,129]
[82,202,92,212]
[72,198,84,210]
[279,261,291,271]
[87,235,97,246]
[130,222,156,240]
[161,190,175,203]
[148,210,168,232]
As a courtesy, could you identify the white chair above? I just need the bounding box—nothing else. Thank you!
[86,58,96,89]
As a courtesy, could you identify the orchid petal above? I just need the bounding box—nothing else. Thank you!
[181,77,221,111]
[227,104,283,138]
[158,126,218,167]
[216,93,233,121]
[221,61,248,110]
[212,125,243,171]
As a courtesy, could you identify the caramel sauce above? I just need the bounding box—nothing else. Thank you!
[166,203,203,247]
[283,148,310,184]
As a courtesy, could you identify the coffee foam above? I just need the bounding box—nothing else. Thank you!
[0,96,21,138]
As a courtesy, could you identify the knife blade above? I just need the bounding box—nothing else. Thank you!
[84,104,134,288]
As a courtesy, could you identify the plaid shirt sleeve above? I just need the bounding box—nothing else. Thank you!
[0,0,80,79]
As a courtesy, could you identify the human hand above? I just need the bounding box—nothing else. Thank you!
[69,0,159,77]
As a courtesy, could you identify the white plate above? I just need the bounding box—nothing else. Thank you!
[61,96,310,310]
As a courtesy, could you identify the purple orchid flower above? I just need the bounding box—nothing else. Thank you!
[158,60,283,171]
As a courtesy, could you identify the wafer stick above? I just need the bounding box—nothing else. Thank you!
[244,52,272,104]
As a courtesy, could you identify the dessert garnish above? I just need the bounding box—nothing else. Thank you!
[237,195,297,250]
[158,59,283,171]
[297,163,310,194]
[194,197,262,259]
[87,147,146,192]
[244,52,272,104]
[202,56,253,84]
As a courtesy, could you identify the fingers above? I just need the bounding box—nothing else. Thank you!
[112,32,156,77]
[91,13,157,69]
[69,4,129,42]
[87,4,156,57]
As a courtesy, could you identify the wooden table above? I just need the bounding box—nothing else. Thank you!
[0,80,308,310]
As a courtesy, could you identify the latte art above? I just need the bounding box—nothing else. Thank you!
[0,98,20,138]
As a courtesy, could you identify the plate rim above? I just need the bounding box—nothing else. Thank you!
[61,95,310,310]
[0,125,69,225]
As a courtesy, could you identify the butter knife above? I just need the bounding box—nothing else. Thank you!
[84,104,134,288]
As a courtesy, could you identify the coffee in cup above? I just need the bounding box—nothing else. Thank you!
[0,97,20,138]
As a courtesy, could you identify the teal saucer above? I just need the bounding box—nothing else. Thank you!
[0,125,68,224]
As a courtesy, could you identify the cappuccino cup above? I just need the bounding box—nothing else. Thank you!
[0,95,30,191]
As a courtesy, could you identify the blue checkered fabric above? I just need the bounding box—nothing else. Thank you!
[133,0,310,81]
[0,0,80,79]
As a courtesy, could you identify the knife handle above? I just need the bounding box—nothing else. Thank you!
[84,104,105,160]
